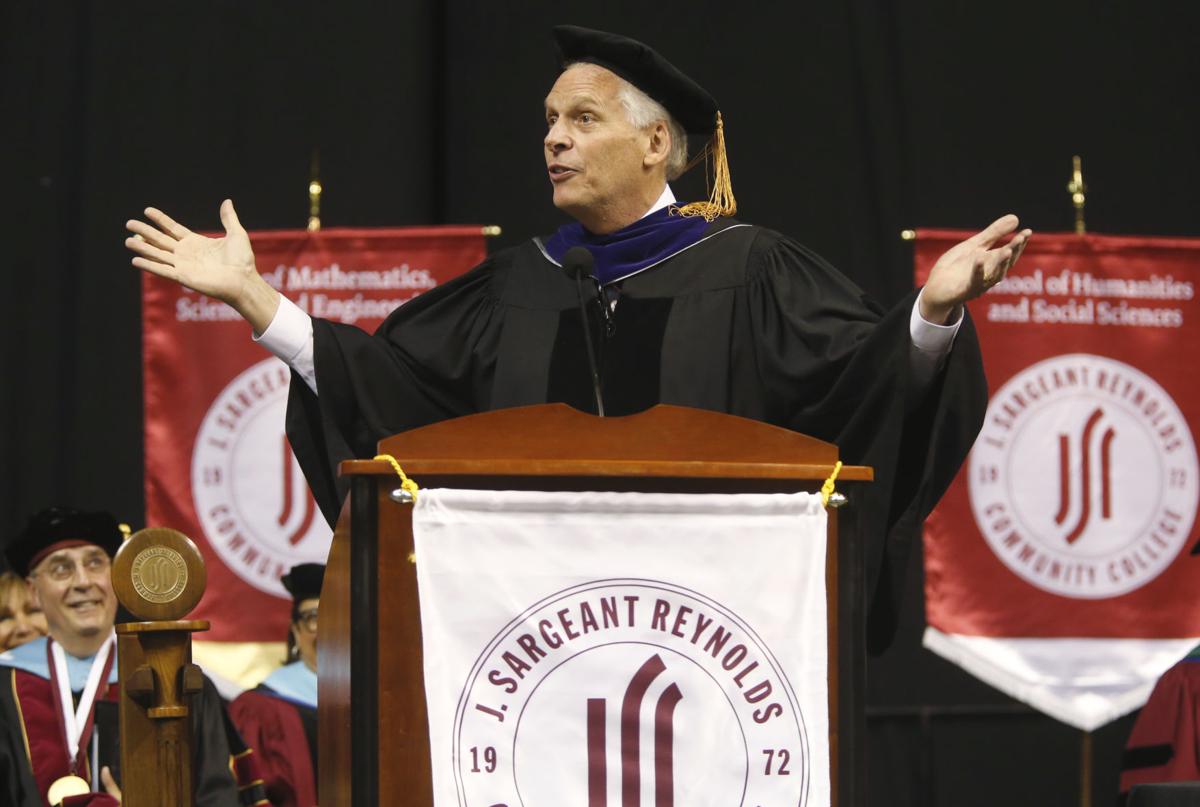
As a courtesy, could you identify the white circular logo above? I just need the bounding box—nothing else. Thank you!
[192,357,332,596]
[969,353,1198,598]
[454,580,810,807]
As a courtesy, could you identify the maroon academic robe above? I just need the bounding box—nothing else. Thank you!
[229,688,317,807]
[1120,647,1200,797]
[7,670,121,807]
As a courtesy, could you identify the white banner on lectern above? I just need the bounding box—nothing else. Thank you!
[413,488,830,807]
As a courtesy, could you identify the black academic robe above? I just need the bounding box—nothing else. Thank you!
[0,664,243,807]
[286,219,988,650]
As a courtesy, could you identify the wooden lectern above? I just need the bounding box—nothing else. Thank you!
[319,403,872,807]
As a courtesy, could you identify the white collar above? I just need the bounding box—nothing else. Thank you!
[642,184,676,219]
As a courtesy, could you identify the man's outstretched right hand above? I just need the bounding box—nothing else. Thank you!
[126,199,280,333]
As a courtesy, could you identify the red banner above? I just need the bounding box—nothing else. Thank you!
[143,227,486,644]
[916,230,1200,729]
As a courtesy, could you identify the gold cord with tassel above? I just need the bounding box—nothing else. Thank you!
[820,461,843,509]
[374,454,419,503]
[675,112,737,222]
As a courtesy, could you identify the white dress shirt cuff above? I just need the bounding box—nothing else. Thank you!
[909,289,963,355]
[253,296,318,394]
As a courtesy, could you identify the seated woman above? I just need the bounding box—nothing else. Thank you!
[0,570,48,651]
[230,564,322,807]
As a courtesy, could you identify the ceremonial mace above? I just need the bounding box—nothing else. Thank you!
[111,528,209,807]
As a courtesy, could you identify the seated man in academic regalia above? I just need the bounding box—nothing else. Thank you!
[0,507,245,807]
[125,26,1032,650]
[229,563,322,807]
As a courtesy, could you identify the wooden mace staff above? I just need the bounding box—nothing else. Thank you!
[111,528,209,807]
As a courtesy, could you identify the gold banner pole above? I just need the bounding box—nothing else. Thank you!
[1068,155,1087,235]
[308,148,322,232]
[1079,730,1093,807]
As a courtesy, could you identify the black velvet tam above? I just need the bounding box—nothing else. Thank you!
[4,506,124,576]
[553,24,718,136]
[281,562,325,603]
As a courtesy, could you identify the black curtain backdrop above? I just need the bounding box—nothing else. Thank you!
[3,2,1197,804]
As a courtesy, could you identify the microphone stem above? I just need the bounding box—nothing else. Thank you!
[574,269,606,417]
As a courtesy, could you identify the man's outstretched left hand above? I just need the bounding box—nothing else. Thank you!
[920,214,1032,324]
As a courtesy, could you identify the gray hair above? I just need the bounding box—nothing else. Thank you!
[615,79,690,180]
[563,62,690,180]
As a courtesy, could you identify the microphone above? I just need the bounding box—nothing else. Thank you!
[563,246,606,417]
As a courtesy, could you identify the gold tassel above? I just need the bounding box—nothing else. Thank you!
[675,112,737,222]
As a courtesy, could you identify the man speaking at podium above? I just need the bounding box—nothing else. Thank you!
[126,25,1030,650]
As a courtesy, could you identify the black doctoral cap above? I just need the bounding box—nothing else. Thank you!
[552,25,736,220]
[281,563,325,603]
[553,24,718,136]
[5,506,127,577]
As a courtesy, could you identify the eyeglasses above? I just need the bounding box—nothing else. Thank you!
[296,609,319,633]
[33,553,111,583]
